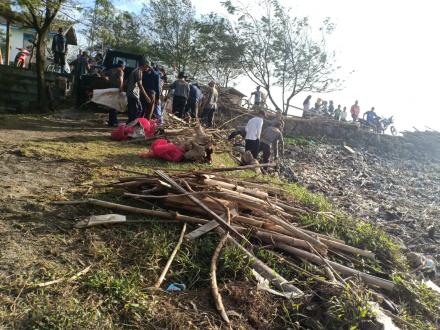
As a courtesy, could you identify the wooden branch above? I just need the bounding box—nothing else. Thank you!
[210,235,230,324]
[154,170,251,246]
[85,198,207,225]
[275,243,394,291]
[154,223,187,288]
[34,265,92,288]
[201,177,268,199]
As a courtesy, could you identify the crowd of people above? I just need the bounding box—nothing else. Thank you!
[69,52,219,129]
[302,95,382,127]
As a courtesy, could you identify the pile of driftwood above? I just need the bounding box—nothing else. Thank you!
[60,165,398,324]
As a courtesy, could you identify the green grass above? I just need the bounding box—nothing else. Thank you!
[6,117,439,329]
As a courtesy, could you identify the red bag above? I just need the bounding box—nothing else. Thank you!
[141,138,184,162]
[137,118,157,137]
[110,124,135,141]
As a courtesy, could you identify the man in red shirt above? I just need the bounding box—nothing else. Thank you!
[350,100,360,122]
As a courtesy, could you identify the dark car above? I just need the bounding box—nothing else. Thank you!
[102,49,145,81]
[77,50,145,106]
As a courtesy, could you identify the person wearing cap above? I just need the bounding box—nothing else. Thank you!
[125,57,152,123]
[244,109,265,159]
[169,72,190,118]
[201,81,218,127]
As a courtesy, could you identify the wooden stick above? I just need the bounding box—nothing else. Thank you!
[210,207,231,324]
[210,236,231,323]
[201,177,268,199]
[224,234,304,297]
[275,243,394,290]
[86,198,207,225]
[155,170,251,246]
[264,214,328,255]
[34,265,92,288]
[154,223,187,288]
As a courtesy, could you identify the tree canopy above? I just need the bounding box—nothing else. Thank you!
[224,0,341,113]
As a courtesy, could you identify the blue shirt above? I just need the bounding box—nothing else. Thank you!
[142,69,160,97]
[189,85,203,102]
[365,111,379,123]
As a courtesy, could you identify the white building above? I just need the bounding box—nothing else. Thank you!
[0,16,77,66]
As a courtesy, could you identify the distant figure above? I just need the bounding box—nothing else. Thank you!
[245,110,265,159]
[251,86,263,106]
[363,107,380,126]
[303,95,312,112]
[259,121,285,163]
[52,27,67,69]
[73,51,91,106]
[105,60,125,127]
[312,98,322,113]
[334,104,342,120]
[170,71,190,118]
[328,100,335,115]
[350,100,360,122]
[125,57,151,123]
[201,81,218,127]
[321,100,328,114]
[341,106,348,121]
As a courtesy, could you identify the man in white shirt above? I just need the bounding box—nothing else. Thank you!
[245,110,266,158]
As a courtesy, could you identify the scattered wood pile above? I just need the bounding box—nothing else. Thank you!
[59,165,399,323]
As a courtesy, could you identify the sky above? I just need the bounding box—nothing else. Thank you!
[112,0,440,131]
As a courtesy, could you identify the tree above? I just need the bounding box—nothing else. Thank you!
[142,0,197,73]
[111,11,148,54]
[0,0,67,111]
[224,0,341,114]
[83,0,114,52]
[194,13,243,87]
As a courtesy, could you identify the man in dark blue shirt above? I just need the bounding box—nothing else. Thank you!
[363,107,380,125]
[185,83,203,118]
[142,66,161,119]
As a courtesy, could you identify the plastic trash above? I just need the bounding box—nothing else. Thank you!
[166,283,186,292]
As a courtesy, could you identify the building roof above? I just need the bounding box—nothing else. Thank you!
[0,13,77,45]
[219,87,247,98]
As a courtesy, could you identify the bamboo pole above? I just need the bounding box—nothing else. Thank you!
[154,223,187,288]
[201,177,268,199]
[154,170,251,246]
[275,243,394,291]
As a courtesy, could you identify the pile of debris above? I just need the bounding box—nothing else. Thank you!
[280,140,440,279]
[59,165,413,326]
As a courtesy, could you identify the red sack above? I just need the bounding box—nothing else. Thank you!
[142,138,184,162]
[137,118,157,137]
[110,124,135,141]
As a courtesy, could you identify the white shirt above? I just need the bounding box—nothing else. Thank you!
[245,117,264,140]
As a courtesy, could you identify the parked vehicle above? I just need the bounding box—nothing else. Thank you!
[14,48,30,68]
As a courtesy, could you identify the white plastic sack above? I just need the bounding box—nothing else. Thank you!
[91,88,127,113]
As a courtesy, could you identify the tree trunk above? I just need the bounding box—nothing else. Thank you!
[35,29,49,112]
[5,20,11,65]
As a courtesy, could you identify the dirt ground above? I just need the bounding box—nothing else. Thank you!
[282,140,440,273]
[0,112,291,329]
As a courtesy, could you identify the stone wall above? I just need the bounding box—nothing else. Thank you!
[0,65,57,112]
[219,102,440,160]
